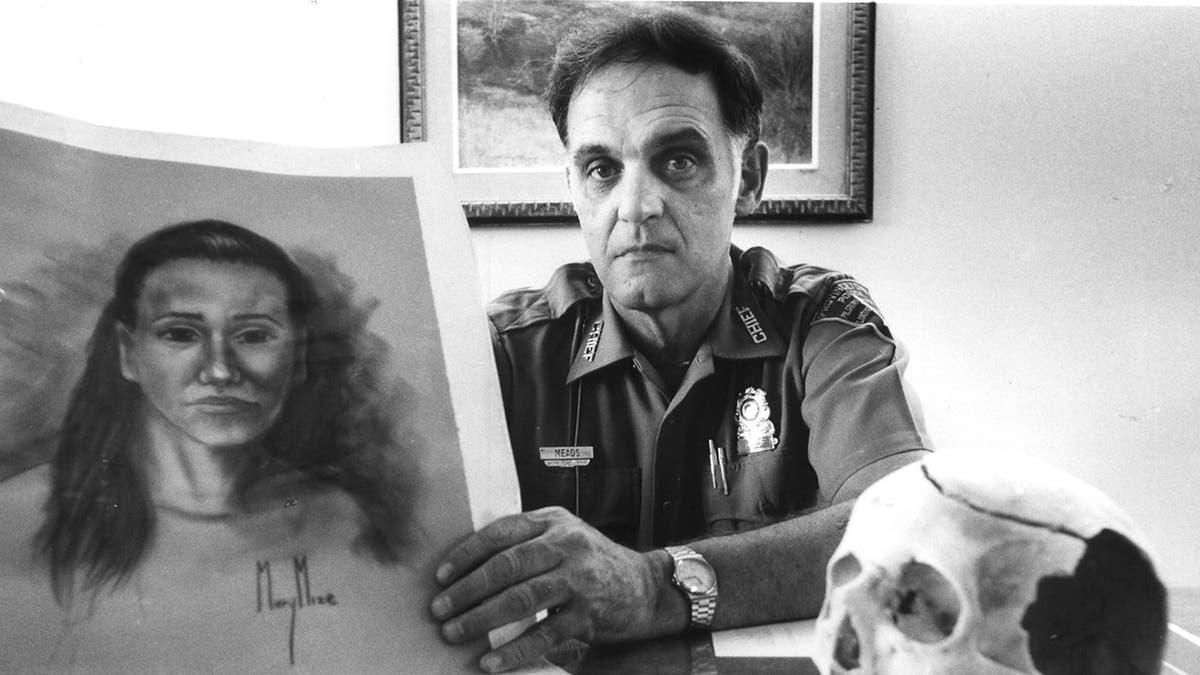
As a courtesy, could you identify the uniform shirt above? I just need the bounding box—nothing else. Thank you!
[487,246,931,551]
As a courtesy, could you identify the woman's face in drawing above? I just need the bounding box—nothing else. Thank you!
[118,259,304,450]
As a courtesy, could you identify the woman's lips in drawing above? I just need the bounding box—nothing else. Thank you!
[190,396,257,414]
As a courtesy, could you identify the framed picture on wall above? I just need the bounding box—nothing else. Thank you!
[402,1,873,225]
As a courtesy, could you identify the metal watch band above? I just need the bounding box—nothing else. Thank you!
[667,545,718,629]
[691,594,717,627]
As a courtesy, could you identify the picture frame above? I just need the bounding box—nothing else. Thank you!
[403,1,873,225]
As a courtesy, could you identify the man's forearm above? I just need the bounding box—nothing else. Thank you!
[650,500,854,632]
[430,501,855,671]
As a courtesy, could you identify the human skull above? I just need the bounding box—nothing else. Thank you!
[813,452,1167,675]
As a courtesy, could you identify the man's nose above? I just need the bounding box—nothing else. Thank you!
[615,165,664,225]
[198,337,241,386]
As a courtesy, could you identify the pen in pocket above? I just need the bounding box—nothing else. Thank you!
[708,439,718,491]
[709,439,729,496]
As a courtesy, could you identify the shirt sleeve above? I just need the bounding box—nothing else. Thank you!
[800,318,932,504]
[487,315,514,410]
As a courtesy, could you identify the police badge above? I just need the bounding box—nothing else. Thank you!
[735,387,778,456]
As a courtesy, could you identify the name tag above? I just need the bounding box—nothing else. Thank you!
[539,446,594,467]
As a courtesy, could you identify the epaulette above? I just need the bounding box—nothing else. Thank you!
[486,261,602,333]
[737,246,846,305]
[738,246,891,338]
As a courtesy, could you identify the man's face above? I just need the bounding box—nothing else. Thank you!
[565,61,762,314]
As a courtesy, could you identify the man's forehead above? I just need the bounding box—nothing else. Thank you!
[565,60,728,152]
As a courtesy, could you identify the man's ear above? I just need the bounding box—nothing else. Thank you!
[735,141,769,217]
[117,323,139,383]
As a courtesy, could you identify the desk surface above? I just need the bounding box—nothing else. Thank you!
[550,587,1200,674]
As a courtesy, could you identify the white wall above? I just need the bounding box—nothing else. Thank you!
[2,2,1196,586]
[0,0,400,146]
[473,5,1200,587]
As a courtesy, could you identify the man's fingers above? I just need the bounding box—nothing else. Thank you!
[478,606,585,673]
[439,573,569,643]
[432,537,562,622]
[435,514,550,586]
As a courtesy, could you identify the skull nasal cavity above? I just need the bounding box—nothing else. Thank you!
[833,616,861,670]
[890,561,961,643]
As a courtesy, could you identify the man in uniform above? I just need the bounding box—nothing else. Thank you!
[431,11,931,672]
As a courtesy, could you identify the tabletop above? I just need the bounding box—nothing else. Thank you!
[546,587,1200,674]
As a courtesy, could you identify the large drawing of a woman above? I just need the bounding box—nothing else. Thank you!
[1,219,419,669]
[0,109,516,672]
[43,218,409,600]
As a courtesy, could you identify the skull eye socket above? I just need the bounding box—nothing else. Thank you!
[821,554,864,620]
[888,561,961,643]
[830,553,863,589]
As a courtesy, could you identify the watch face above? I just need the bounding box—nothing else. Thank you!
[676,558,717,594]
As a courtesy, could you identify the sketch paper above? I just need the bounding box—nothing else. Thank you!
[0,102,521,672]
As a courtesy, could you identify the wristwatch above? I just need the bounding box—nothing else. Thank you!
[666,545,718,629]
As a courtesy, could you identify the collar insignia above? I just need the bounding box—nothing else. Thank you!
[580,320,603,362]
[735,305,767,344]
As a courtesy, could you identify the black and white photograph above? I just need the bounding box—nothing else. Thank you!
[1,1,1198,673]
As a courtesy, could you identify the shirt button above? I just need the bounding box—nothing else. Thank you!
[662,501,674,511]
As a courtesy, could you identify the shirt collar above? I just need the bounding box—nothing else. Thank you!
[566,293,635,382]
[565,265,785,383]
[708,266,787,360]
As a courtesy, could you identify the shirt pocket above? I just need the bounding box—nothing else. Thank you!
[702,450,787,535]
[517,465,641,545]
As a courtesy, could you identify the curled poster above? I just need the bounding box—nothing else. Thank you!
[0,102,522,672]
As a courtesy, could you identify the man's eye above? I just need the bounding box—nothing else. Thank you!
[157,327,201,343]
[664,154,698,174]
[585,161,618,181]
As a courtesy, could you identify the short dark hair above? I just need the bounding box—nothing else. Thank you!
[546,10,763,148]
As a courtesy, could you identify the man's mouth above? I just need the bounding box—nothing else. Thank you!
[616,244,672,259]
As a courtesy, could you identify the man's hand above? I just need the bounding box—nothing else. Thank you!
[430,507,680,672]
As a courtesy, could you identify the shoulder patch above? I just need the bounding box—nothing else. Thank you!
[814,279,892,339]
